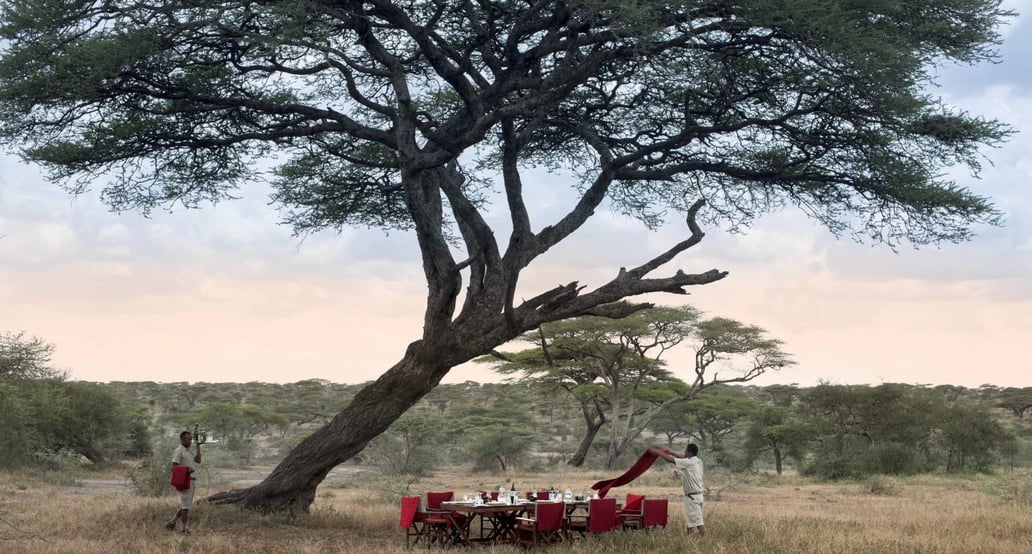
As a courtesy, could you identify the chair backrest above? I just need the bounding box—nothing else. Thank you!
[535,502,566,532]
[642,498,668,527]
[400,496,422,527]
[426,491,453,511]
[587,498,617,533]
[490,491,500,501]
[624,493,645,512]
[535,490,549,500]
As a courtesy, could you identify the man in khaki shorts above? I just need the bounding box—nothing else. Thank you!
[649,444,705,535]
[165,430,202,534]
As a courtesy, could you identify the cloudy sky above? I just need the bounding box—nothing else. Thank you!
[2,4,1030,389]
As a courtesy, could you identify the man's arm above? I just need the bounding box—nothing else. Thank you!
[193,442,202,464]
[648,447,677,463]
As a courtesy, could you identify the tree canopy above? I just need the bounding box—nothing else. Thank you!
[0,0,1012,511]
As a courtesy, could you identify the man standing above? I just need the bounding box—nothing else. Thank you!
[165,430,202,534]
[649,444,705,536]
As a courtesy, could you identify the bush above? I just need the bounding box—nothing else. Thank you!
[860,475,902,496]
[127,454,173,497]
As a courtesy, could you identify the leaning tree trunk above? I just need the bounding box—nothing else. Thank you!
[773,446,783,476]
[567,418,604,467]
[208,341,456,512]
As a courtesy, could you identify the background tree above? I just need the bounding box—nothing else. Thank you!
[0,1,1011,511]
[996,387,1032,420]
[674,392,760,450]
[484,305,790,468]
[0,333,144,467]
[0,331,63,380]
[486,330,613,467]
[164,402,290,463]
[361,413,450,475]
[743,406,811,475]
[937,402,1016,472]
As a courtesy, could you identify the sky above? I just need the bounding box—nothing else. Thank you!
[2,3,1031,389]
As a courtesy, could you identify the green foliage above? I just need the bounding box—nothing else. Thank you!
[798,384,1017,478]
[0,381,34,465]
[162,402,289,463]
[0,331,63,380]
[361,414,452,475]
[0,333,148,467]
[937,403,1016,472]
[127,453,176,498]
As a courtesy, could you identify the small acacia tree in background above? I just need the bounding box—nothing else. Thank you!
[653,391,760,451]
[742,406,811,475]
[361,414,450,476]
[483,305,792,469]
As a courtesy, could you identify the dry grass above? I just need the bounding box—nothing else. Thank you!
[1,466,1031,553]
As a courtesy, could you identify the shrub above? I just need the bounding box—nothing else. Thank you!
[127,454,173,497]
[860,475,902,496]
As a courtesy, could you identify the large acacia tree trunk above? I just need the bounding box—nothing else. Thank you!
[208,338,467,511]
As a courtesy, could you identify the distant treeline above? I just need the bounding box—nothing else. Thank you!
[3,331,1029,477]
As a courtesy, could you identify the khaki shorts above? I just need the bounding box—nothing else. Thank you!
[178,486,195,510]
[682,495,704,527]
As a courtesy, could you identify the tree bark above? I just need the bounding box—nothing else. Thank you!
[567,418,604,467]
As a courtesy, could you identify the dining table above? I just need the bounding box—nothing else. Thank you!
[438,498,609,546]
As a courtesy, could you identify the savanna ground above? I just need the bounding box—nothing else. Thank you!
[2,462,1031,553]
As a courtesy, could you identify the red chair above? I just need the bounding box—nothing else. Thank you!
[567,497,617,538]
[517,501,566,548]
[642,498,668,529]
[535,490,549,501]
[399,495,425,547]
[618,493,646,529]
[424,491,465,546]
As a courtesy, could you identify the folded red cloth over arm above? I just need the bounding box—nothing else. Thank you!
[590,449,668,498]
[170,465,191,491]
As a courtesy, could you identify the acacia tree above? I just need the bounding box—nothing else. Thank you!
[0,331,63,381]
[654,393,759,450]
[483,306,792,469]
[743,406,810,476]
[0,1,1010,510]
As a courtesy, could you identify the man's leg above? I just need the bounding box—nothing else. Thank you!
[179,487,195,532]
[165,509,181,530]
[697,524,706,536]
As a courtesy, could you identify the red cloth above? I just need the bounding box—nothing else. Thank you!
[170,465,191,491]
[590,449,667,498]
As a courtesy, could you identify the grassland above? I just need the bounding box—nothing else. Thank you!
[1,464,1030,553]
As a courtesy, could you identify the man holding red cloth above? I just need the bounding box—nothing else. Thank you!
[590,443,706,536]
[651,444,705,535]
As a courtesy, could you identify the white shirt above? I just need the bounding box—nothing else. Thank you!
[674,456,704,496]
[171,444,197,472]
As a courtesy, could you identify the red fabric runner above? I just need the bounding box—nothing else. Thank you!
[590,449,668,498]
